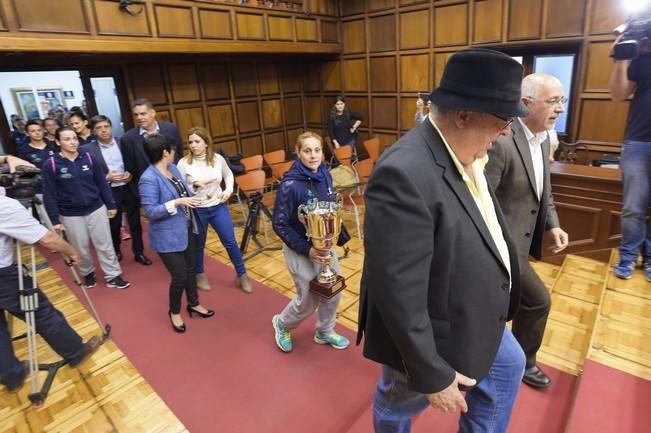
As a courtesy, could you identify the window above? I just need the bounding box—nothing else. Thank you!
[533,54,574,134]
[505,46,579,138]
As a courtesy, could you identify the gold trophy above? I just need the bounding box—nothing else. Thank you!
[298,196,346,298]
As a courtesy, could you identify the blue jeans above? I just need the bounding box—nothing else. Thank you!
[1,265,85,389]
[373,328,525,433]
[195,203,246,276]
[619,140,651,264]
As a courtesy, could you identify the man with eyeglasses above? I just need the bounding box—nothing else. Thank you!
[609,38,651,281]
[485,73,569,390]
[359,49,526,433]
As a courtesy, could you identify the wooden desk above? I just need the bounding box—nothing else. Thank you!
[542,162,624,264]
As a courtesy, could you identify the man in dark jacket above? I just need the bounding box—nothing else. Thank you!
[82,115,151,266]
[486,73,569,389]
[120,98,184,191]
[358,49,525,433]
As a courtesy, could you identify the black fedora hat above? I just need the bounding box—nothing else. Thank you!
[430,48,528,118]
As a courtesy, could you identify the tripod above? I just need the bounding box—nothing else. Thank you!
[239,192,281,260]
[11,196,110,407]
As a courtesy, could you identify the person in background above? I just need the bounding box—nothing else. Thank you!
[81,115,151,266]
[65,108,96,147]
[414,93,432,125]
[121,98,185,187]
[10,115,27,152]
[138,134,214,334]
[609,36,651,280]
[43,117,62,145]
[42,127,129,290]
[271,131,350,353]
[177,127,251,293]
[17,119,55,171]
[326,95,363,150]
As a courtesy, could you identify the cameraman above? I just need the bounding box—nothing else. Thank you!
[0,187,102,392]
[609,37,651,280]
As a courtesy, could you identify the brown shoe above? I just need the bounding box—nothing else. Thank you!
[69,336,103,368]
[196,273,212,291]
[237,274,253,294]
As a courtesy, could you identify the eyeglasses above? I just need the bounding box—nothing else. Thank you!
[491,114,515,131]
[527,96,568,107]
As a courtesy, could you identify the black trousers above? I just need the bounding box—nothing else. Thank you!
[109,185,144,257]
[0,265,84,388]
[158,229,199,315]
[511,260,551,369]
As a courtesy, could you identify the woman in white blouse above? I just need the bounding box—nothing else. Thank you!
[177,127,251,293]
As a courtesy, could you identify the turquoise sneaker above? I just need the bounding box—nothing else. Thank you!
[314,330,350,350]
[613,261,635,280]
[272,315,292,353]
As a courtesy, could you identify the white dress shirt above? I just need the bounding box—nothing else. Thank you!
[518,118,546,201]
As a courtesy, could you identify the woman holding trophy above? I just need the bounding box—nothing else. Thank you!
[271,131,350,353]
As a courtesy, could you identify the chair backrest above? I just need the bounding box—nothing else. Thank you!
[271,160,295,180]
[234,169,266,196]
[263,150,286,167]
[333,145,354,167]
[355,158,374,184]
[241,155,263,172]
[363,138,381,164]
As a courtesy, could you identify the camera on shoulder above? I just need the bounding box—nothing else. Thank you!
[0,164,42,206]
[613,5,651,60]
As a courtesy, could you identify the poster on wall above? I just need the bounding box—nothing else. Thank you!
[11,88,39,120]
[11,87,67,120]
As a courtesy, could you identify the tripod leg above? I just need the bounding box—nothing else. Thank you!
[239,203,257,254]
[15,241,41,397]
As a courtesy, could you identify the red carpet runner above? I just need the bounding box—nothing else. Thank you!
[42,245,628,433]
[44,247,378,433]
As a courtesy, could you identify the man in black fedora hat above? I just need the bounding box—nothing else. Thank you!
[357,48,526,433]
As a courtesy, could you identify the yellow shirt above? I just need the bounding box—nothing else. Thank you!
[429,117,512,283]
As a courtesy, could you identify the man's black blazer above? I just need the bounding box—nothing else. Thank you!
[80,138,123,178]
[120,121,184,194]
[357,119,521,395]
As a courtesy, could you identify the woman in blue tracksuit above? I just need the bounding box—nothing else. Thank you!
[270,131,349,353]
[138,134,213,334]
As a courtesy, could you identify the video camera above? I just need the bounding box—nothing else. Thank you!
[0,164,42,207]
[613,5,651,60]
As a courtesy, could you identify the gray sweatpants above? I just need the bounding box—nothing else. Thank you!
[279,245,342,334]
[60,205,122,281]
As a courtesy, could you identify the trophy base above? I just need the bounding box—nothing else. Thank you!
[309,275,346,299]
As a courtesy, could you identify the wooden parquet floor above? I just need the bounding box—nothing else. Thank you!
[4,198,650,432]
[1,250,187,433]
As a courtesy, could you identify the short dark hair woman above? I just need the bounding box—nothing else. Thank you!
[138,134,214,333]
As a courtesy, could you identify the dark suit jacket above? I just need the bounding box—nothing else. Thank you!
[357,120,521,394]
[80,138,123,178]
[120,121,184,194]
[485,120,559,262]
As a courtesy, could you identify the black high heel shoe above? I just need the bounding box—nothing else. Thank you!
[187,305,215,318]
[168,311,186,333]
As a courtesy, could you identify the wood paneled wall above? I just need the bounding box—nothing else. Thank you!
[0,0,340,54]
[309,0,629,151]
[124,57,325,157]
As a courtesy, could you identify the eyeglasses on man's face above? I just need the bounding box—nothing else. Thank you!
[491,114,515,131]
[527,96,568,107]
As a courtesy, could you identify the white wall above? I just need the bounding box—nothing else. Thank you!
[0,70,84,122]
